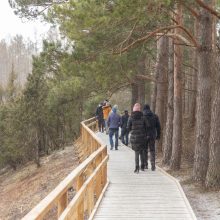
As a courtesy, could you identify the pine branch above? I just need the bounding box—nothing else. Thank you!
[195,0,220,19]
[181,2,199,18]
[113,25,199,55]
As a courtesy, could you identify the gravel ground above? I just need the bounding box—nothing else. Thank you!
[158,157,220,220]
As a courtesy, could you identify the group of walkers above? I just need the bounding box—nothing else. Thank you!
[95,101,161,173]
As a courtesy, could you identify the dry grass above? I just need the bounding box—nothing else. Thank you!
[0,145,78,220]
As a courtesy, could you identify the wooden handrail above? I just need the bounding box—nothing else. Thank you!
[59,155,109,220]
[22,117,108,220]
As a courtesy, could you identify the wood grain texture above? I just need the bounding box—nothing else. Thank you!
[93,132,197,220]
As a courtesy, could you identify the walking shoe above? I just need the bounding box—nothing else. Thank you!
[151,166,156,171]
[115,148,118,150]
[134,166,139,173]
[110,147,113,150]
[141,164,145,171]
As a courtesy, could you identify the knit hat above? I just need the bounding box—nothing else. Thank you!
[112,104,118,113]
[112,107,117,113]
[133,103,141,112]
[113,104,118,110]
[143,104,150,110]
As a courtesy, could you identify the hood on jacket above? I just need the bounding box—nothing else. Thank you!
[143,104,150,110]
[112,107,117,113]
[143,108,154,117]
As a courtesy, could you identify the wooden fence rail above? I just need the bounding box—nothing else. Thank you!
[22,117,109,220]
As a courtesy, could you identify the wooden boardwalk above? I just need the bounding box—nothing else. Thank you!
[94,132,197,220]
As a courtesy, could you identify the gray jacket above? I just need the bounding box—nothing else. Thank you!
[107,112,121,129]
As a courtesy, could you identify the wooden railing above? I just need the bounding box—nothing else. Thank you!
[22,117,109,220]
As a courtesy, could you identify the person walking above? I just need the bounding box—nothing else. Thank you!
[95,103,104,132]
[120,110,129,146]
[102,101,111,134]
[107,106,121,150]
[143,104,161,171]
[127,103,147,173]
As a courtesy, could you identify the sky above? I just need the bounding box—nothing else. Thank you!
[0,1,50,41]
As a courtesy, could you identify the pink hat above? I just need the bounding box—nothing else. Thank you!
[133,103,141,112]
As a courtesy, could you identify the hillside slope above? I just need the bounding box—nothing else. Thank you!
[0,145,78,220]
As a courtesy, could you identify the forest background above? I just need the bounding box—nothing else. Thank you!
[1,0,220,197]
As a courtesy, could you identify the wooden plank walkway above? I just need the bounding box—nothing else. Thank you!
[93,132,197,220]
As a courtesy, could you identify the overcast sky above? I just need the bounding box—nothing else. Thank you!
[0,1,50,41]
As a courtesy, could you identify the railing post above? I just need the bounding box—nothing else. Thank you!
[76,174,84,220]
[96,169,102,199]
[87,180,94,216]
[102,148,107,187]
[102,162,107,187]
[81,124,84,144]
[91,138,95,154]
[95,154,102,200]
[58,192,68,218]
[78,198,84,220]
[95,120,98,131]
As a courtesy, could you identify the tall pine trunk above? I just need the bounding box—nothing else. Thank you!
[189,20,198,127]
[137,54,146,107]
[138,81,145,107]
[151,43,160,112]
[206,56,220,187]
[131,78,146,110]
[131,82,138,110]
[193,0,213,182]
[155,36,169,152]
[151,82,157,112]
[170,3,183,170]
[35,130,41,168]
[162,38,174,166]
[205,0,219,188]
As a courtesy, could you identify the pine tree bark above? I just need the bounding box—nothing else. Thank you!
[151,45,160,112]
[137,54,146,107]
[189,20,198,127]
[193,0,213,182]
[162,38,174,166]
[35,131,41,168]
[170,3,183,170]
[155,36,169,152]
[205,0,219,188]
[151,82,157,112]
[206,58,220,187]
[131,82,138,110]
[138,81,145,108]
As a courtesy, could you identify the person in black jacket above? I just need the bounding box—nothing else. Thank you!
[120,110,129,146]
[95,103,104,132]
[143,104,161,171]
[127,103,147,173]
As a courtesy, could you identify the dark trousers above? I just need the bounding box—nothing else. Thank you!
[98,118,104,132]
[144,138,156,168]
[109,128,119,149]
[135,150,144,168]
[121,128,129,145]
